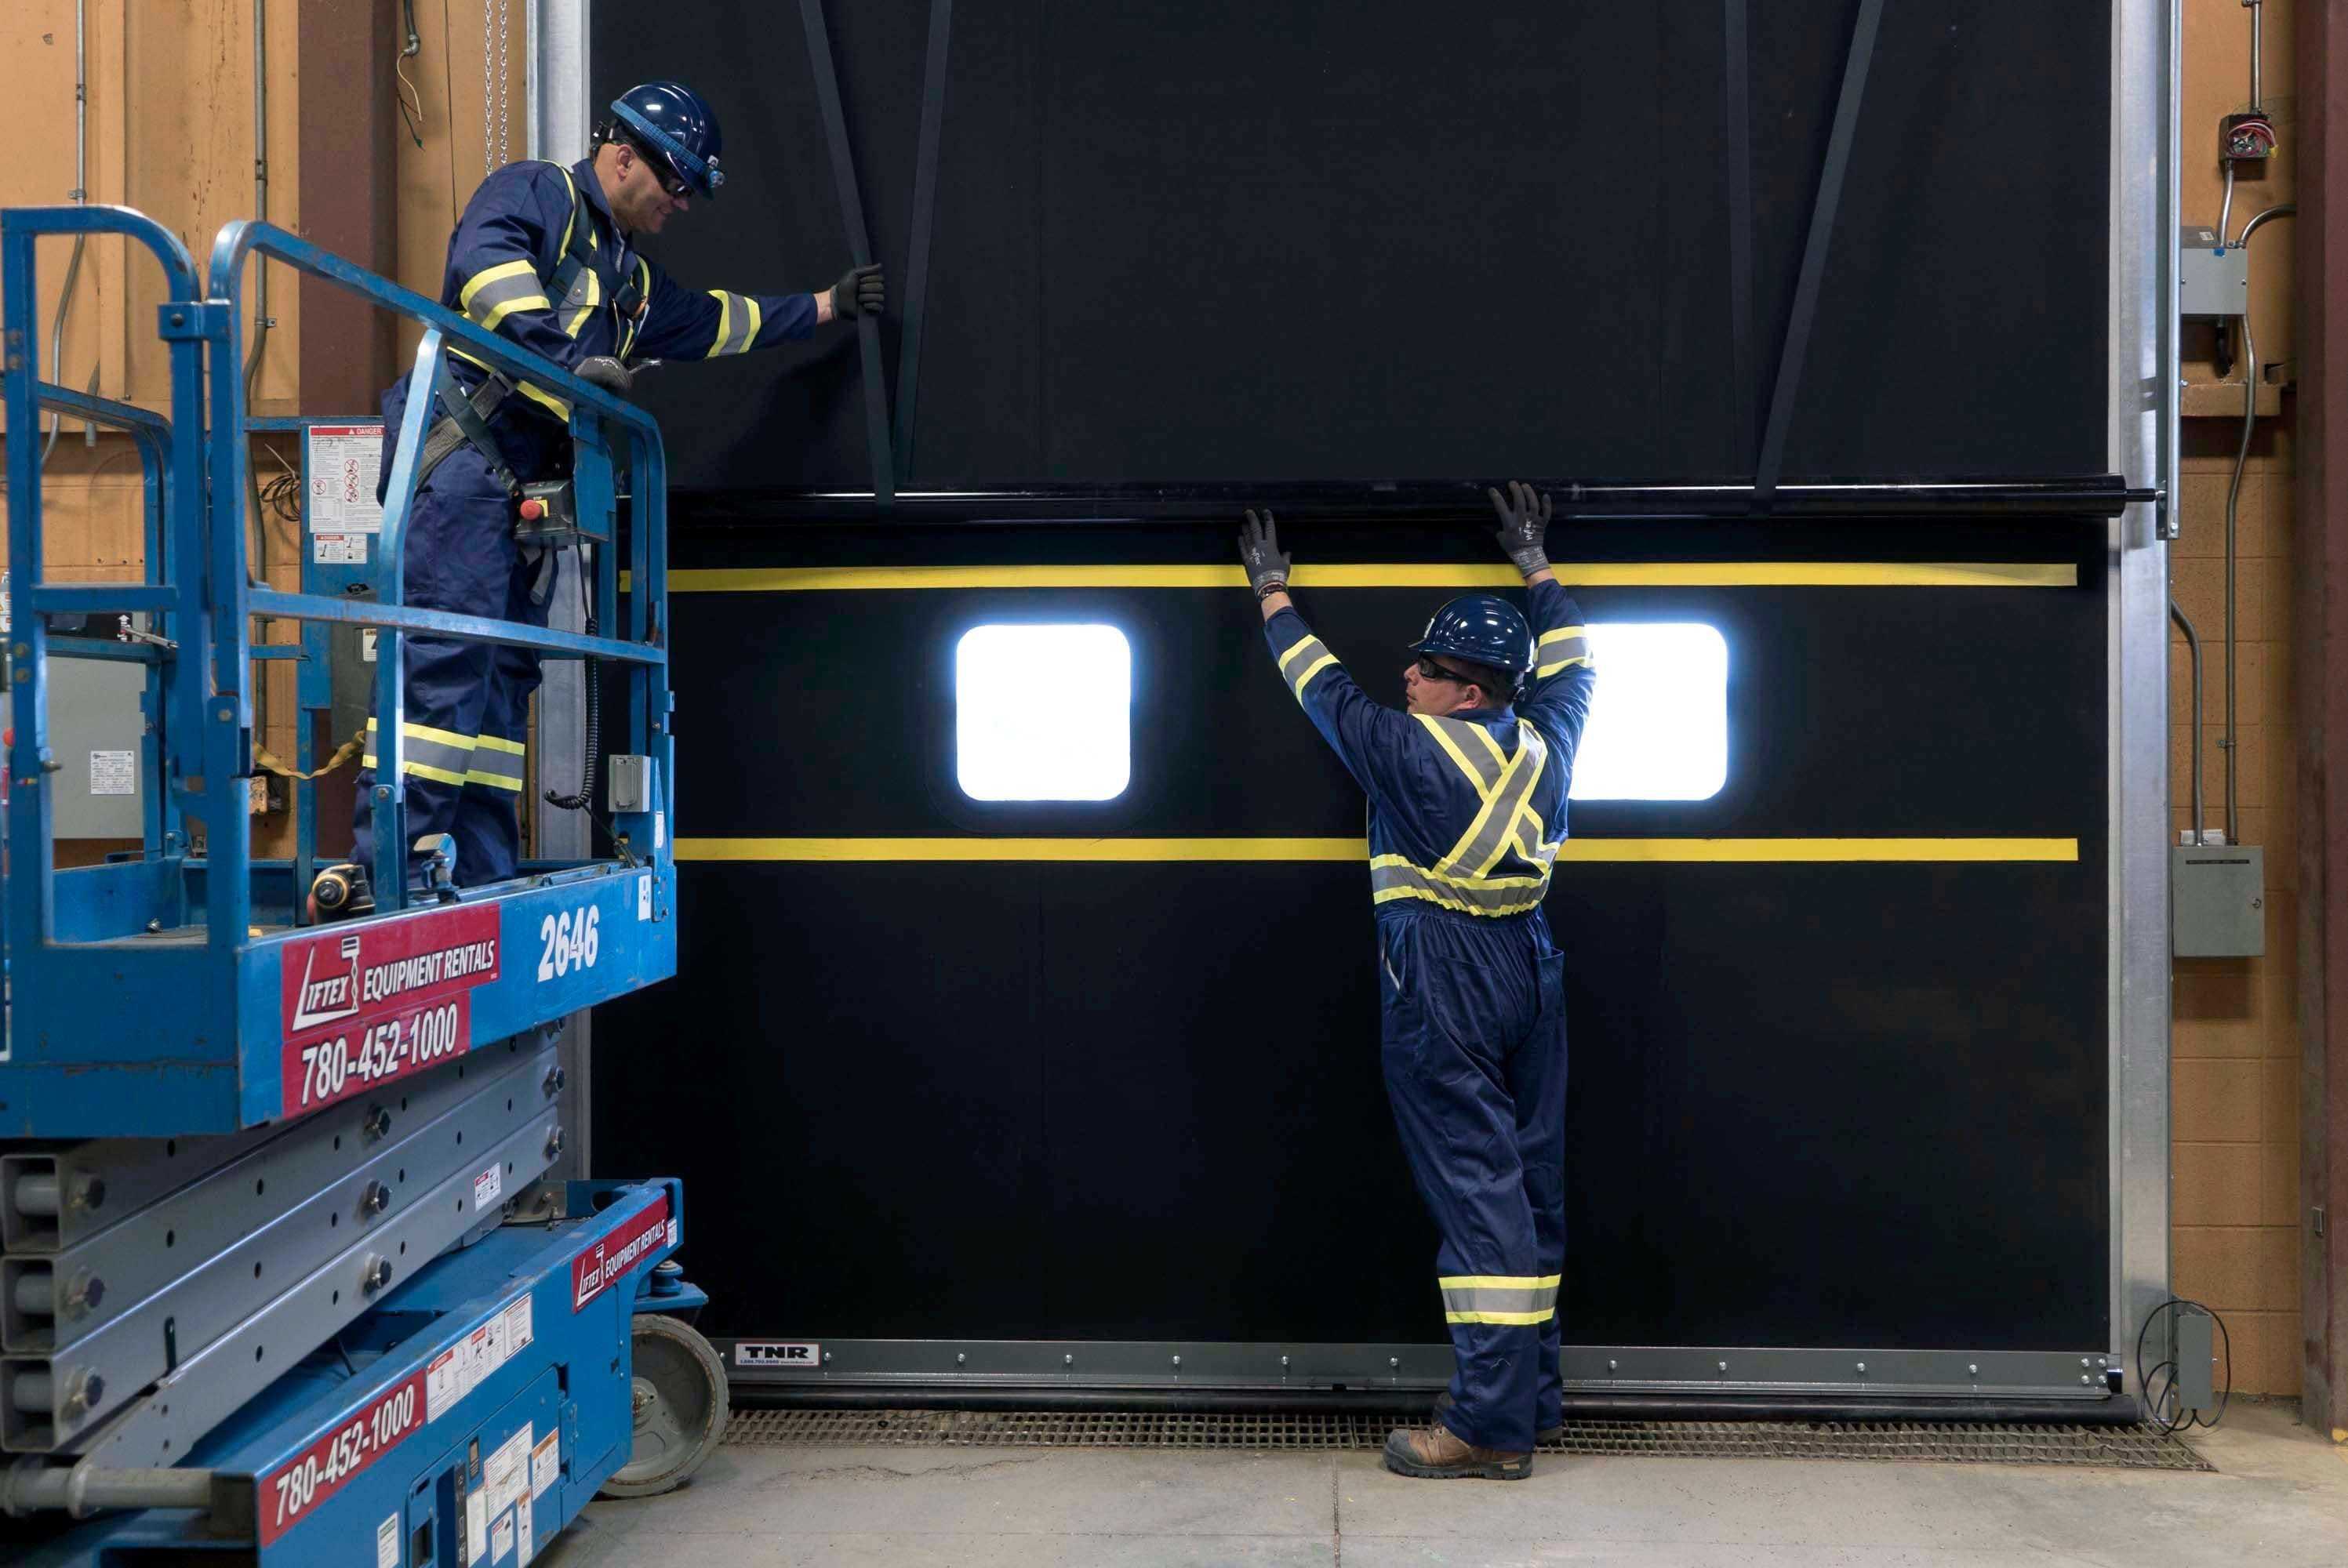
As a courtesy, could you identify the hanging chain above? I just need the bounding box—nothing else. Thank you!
[495,0,512,171]
[482,0,494,176]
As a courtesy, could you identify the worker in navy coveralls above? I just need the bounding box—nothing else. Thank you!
[1239,484,1597,1479]
[326,81,885,902]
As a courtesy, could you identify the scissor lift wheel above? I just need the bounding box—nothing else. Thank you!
[600,1313,730,1498]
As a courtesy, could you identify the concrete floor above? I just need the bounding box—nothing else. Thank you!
[539,1399,2348,1568]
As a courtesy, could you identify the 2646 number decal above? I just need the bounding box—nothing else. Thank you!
[536,905,600,981]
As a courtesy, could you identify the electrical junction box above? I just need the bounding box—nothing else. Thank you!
[2172,844,2265,957]
[2179,227,2249,318]
[608,754,655,815]
[46,652,147,840]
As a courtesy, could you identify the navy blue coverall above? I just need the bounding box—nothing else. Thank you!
[1266,582,1597,1452]
[353,156,820,885]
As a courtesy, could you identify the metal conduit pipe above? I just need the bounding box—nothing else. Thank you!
[0,1458,218,1519]
[2172,601,2207,844]
[245,0,271,399]
[12,1172,62,1217]
[2223,202,2297,843]
[42,0,94,463]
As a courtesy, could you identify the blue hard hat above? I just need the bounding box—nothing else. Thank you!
[1412,593,1535,681]
[610,81,725,199]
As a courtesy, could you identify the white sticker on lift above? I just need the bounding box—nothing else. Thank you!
[466,1490,488,1564]
[638,871,652,921]
[474,1163,503,1210]
[735,1341,820,1370]
[427,1344,463,1423]
[516,1500,535,1567]
[530,1428,561,1499]
[485,1425,532,1515]
[377,1512,401,1568]
[501,1295,534,1358]
[89,750,136,797]
[307,423,386,532]
[653,810,666,850]
[313,532,369,565]
[362,628,378,663]
[489,1508,514,1562]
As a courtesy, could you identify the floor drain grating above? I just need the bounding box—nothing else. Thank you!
[722,1410,2210,1471]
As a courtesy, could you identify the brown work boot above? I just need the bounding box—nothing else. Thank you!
[1382,1421,1532,1480]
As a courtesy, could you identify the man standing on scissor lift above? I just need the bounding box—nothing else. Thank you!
[312,80,885,916]
[1239,483,1598,1478]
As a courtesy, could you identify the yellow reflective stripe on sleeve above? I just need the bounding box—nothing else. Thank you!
[473,733,526,755]
[1438,1275,1563,1290]
[1535,624,1594,678]
[459,260,552,331]
[1276,633,1341,701]
[707,291,732,358]
[1445,1309,1555,1326]
[707,292,761,355]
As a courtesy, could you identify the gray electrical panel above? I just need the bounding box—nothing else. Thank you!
[2179,227,2249,318]
[2172,844,2265,957]
[45,654,148,839]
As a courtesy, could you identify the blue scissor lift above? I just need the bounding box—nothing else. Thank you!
[1,205,716,1564]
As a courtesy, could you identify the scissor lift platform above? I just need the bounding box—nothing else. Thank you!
[2,204,713,1564]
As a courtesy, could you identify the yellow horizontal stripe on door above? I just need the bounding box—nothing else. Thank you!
[673,837,2081,864]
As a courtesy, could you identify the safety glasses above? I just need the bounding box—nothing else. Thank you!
[627,142,695,198]
[1415,655,1470,684]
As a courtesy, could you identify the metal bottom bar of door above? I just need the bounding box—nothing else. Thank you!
[713,1339,2135,1425]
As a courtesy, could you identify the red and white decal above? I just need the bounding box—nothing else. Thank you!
[258,1372,426,1547]
[278,904,501,1117]
[571,1195,674,1312]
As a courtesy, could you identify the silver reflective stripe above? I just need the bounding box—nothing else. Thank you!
[464,753,526,793]
[1536,626,1593,678]
[711,291,756,356]
[1439,1276,1561,1323]
[1277,633,1339,702]
[1368,858,1547,916]
[1437,723,1548,877]
[361,719,475,783]
[1418,713,1504,795]
[463,266,551,329]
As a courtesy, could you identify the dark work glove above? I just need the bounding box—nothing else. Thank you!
[575,356,634,396]
[1238,509,1292,599]
[831,262,885,320]
[1489,480,1553,578]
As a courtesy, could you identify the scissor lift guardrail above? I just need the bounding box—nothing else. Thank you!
[3,204,678,1141]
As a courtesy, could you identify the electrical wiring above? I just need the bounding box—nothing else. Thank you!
[395,0,427,151]
[2135,1298,2234,1435]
